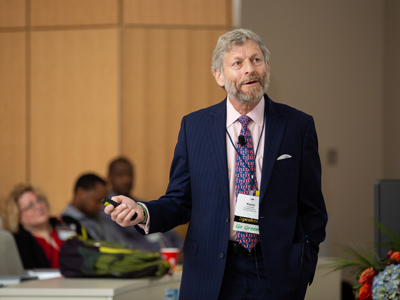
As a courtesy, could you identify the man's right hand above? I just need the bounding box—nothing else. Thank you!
[104,195,145,227]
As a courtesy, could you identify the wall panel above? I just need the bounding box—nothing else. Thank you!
[123,28,225,200]
[0,0,230,238]
[31,0,119,27]
[0,32,26,202]
[0,0,25,28]
[122,28,226,237]
[123,0,229,26]
[30,29,120,214]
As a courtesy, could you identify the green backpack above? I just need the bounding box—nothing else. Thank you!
[59,236,171,278]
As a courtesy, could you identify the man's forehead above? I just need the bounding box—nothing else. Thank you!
[112,161,132,172]
[226,40,262,56]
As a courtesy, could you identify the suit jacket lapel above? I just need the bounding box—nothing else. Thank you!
[260,96,286,203]
[207,99,230,209]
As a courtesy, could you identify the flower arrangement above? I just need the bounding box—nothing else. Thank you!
[329,220,400,300]
[372,264,400,299]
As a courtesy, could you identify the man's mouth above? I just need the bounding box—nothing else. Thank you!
[243,80,258,85]
[241,76,260,86]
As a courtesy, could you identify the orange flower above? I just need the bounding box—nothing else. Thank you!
[388,251,400,263]
[358,267,376,285]
[358,283,372,300]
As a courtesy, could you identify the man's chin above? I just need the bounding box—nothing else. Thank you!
[237,97,260,104]
[236,91,264,104]
[119,191,131,197]
[225,82,266,104]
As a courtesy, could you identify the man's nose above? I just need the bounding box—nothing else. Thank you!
[122,175,132,183]
[243,59,255,74]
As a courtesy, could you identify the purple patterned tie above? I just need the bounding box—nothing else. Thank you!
[235,115,260,252]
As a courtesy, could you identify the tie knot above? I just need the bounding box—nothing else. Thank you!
[238,115,251,129]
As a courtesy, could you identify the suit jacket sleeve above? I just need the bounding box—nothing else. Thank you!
[298,116,327,284]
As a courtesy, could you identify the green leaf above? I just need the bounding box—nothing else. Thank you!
[325,219,400,277]
[326,243,385,276]
[373,218,400,251]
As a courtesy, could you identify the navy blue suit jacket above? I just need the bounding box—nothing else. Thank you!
[143,95,327,300]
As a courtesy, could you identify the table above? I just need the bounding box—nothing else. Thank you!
[0,257,340,300]
[0,271,181,300]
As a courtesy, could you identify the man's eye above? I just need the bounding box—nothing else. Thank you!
[233,61,240,66]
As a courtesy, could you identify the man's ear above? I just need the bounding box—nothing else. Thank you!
[214,69,225,88]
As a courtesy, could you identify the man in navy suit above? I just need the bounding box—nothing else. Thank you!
[105,29,327,300]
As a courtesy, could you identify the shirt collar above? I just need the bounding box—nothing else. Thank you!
[226,96,265,128]
[64,204,87,220]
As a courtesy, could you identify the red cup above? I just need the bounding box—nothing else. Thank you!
[160,248,180,269]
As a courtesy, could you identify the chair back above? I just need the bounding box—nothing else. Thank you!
[0,229,24,276]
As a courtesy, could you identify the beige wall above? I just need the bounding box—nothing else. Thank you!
[383,0,400,179]
[29,28,120,213]
[122,28,226,201]
[0,31,26,197]
[242,0,400,281]
[0,0,230,239]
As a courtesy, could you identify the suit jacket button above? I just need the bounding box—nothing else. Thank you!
[226,217,229,223]
[220,252,225,259]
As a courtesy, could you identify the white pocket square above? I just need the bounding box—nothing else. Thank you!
[277,154,292,161]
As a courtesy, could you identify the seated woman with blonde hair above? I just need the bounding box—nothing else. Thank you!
[0,184,84,269]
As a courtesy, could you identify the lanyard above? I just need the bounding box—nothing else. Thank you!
[226,113,266,191]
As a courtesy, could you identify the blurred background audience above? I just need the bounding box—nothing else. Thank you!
[107,157,135,199]
[61,173,127,245]
[104,157,183,252]
[0,184,83,269]
[0,162,183,271]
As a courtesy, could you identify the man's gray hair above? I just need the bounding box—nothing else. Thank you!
[211,28,270,76]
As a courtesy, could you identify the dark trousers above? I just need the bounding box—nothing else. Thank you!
[218,247,275,300]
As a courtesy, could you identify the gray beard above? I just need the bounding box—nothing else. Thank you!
[224,73,270,104]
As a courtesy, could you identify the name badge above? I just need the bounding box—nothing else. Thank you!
[233,193,259,235]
